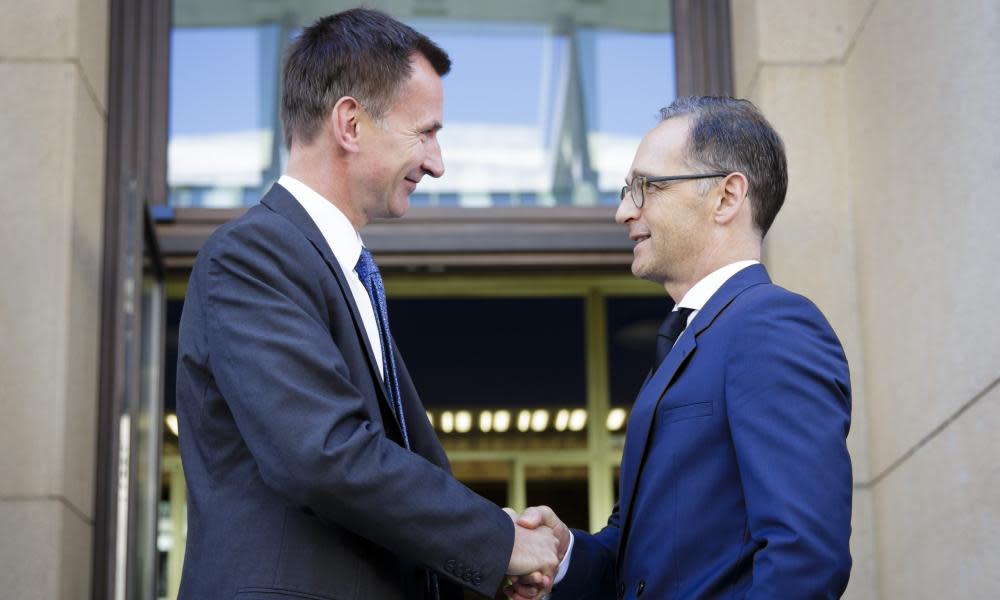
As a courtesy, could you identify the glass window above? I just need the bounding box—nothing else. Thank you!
[526,465,589,530]
[606,296,672,411]
[168,1,675,208]
[389,297,586,408]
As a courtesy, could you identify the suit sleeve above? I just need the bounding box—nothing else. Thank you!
[198,226,513,597]
[550,504,619,599]
[725,291,853,598]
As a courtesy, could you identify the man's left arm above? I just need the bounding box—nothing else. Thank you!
[726,290,853,598]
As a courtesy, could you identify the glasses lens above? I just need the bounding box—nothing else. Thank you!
[631,177,644,208]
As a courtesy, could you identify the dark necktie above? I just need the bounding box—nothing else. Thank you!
[355,248,440,599]
[654,307,695,367]
[355,247,410,449]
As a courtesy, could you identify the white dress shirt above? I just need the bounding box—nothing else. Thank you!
[277,175,384,379]
[671,260,760,339]
[550,259,760,590]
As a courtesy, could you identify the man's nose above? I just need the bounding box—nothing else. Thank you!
[616,196,638,224]
[423,140,444,178]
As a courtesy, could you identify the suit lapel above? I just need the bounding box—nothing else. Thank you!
[259,184,402,435]
[616,264,772,558]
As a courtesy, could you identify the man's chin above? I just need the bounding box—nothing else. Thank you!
[382,195,410,220]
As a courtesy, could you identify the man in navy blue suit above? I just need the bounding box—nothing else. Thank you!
[508,97,853,599]
[175,9,560,600]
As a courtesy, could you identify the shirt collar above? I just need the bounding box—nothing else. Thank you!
[675,260,760,312]
[278,174,365,274]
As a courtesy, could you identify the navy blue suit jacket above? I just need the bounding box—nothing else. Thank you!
[175,184,513,600]
[553,264,852,599]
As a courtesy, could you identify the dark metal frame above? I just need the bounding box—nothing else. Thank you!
[93,0,171,598]
[673,0,734,97]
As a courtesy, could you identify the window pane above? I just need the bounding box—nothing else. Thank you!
[452,461,510,508]
[389,297,588,445]
[390,298,586,408]
[526,465,589,531]
[606,296,672,412]
[168,1,675,208]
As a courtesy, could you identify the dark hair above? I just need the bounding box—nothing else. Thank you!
[280,8,451,149]
[659,96,788,237]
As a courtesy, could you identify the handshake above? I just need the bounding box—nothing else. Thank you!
[503,506,570,599]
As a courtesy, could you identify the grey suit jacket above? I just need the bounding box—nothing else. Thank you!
[175,183,513,599]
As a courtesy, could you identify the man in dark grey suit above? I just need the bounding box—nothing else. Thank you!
[175,9,559,600]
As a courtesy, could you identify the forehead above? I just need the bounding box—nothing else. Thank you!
[387,53,444,125]
[630,116,691,175]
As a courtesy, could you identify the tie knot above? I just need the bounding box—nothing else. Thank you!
[355,247,378,282]
[657,307,695,343]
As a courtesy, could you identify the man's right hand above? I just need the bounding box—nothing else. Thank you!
[504,508,560,582]
[503,506,571,600]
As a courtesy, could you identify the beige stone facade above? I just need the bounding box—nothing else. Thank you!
[732,0,1000,598]
[0,0,108,598]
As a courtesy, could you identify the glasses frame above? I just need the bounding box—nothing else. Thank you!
[620,172,730,209]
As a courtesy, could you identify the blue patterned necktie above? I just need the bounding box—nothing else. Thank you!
[355,247,410,449]
[356,247,439,599]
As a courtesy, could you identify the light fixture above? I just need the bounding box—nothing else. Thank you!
[606,408,627,431]
[493,410,511,432]
[554,409,570,432]
[441,411,454,433]
[530,409,549,432]
[517,410,531,432]
[165,413,179,437]
[455,411,472,433]
[479,411,492,433]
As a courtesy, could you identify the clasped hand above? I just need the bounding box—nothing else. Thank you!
[503,506,569,599]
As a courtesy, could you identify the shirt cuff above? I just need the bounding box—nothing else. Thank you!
[552,530,575,585]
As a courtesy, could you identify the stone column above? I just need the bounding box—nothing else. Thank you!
[730,1,880,597]
[731,1,1000,598]
[0,0,108,598]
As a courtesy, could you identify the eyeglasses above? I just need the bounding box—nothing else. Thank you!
[620,172,730,209]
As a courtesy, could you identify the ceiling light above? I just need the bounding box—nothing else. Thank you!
[441,411,454,433]
[606,408,627,431]
[493,410,511,432]
[569,409,587,432]
[455,410,472,433]
[517,410,531,432]
[165,414,179,437]
[530,409,549,432]
[554,409,570,432]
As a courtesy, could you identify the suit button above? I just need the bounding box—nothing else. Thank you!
[445,559,456,574]
[637,580,646,596]
[473,574,482,586]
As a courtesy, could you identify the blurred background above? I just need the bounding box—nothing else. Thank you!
[1,1,997,599]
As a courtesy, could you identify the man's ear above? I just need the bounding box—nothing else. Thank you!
[330,96,362,152]
[714,172,750,225]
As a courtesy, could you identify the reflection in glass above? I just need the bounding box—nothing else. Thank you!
[389,298,587,409]
[526,465,589,530]
[606,296,673,407]
[168,2,675,208]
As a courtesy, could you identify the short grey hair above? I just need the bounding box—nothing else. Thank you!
[659,96,788,236]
